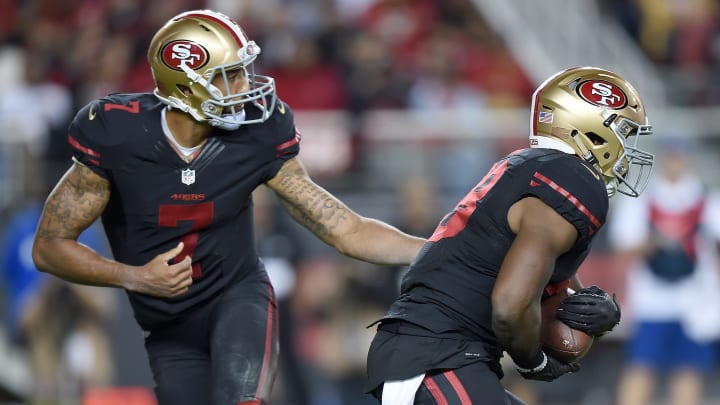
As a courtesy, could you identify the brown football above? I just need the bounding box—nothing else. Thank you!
[540,288,594,363]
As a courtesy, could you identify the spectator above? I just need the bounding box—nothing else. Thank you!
[406,24,489,112]
[267,36,348,110]
[1,203,116,404]
[359,0,437,72]
[612,137,720,405]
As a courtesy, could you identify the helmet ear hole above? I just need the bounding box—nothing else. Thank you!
[585,132,607,146]
[177,85,192,97]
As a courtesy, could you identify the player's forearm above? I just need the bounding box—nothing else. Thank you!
[32,237,132,289]
[335,218,426,265]
[492,306,544,368]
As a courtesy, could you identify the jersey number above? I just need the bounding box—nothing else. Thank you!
[104,100,140,114]
[429,159,509,242]
[158,202,214,278]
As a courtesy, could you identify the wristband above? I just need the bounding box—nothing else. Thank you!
[516,351,548,374]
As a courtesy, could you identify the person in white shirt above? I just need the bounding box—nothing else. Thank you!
[611,137,720,405]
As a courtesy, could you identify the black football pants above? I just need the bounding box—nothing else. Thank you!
[143,270,279,405]
[372,360,527,405]
[413,363,527,404]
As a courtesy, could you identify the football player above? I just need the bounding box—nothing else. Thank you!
[31,9,425,405]
[365,67,652,404]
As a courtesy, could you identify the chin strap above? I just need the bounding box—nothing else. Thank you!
[157,92,205,123]
[207,108,246,131]
[180,64,224,99]
[570,131,605,175]
[605,177,618,198]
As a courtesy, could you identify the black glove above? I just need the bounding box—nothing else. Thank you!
[516,352,580,382]
[556,285,621,337]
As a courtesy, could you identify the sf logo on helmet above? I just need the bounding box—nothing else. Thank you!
[160,40,209,71]
[577,80,627,109]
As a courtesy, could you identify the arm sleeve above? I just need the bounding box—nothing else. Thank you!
[67,101,113,180]
[524,159,608,241]
[262,100,301,181]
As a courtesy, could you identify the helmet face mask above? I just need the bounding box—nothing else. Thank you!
[529,67,654,198]
[200,64,277,129]
[148,10,277,130]
[605,114,654,197]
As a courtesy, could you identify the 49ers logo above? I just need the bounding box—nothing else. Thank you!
[160,40,209,71]
[577,80,627,109]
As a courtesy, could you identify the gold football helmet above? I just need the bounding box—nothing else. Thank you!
[147,10,276,130]
[529,67,654,197]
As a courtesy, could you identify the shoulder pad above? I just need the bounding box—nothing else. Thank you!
[72,94,159,147]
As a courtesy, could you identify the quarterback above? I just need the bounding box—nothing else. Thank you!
[31,9,425,405]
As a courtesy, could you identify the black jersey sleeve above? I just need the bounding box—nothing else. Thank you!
[67,95,144,179]
[67,100,112,179]
[524,157,609,240]
[259,99,301,182]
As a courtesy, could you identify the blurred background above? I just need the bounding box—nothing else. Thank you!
[1,0,720,404]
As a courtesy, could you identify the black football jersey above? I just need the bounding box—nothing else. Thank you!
[68,93,299,327]
[381,148,608,358]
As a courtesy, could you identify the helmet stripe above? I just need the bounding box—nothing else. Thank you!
[179,11,247,47]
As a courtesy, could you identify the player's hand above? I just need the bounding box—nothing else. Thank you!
[556,285,621,337]
[126,242,193,298]
[516,352,580,381]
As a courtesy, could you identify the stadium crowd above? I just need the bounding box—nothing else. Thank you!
[1,0,720,404]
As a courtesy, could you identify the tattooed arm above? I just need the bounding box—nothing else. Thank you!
[265,158,426,265]
[32,162,194,298]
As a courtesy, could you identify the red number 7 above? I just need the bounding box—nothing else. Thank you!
[158,202,214,278]
[104,100,140,114]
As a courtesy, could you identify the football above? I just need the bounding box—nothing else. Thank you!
[540,288,594,363]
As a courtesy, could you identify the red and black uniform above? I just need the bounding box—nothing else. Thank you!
[69,93,300,405]
[366,148,608,403]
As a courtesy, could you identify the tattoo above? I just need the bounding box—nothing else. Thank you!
[36,163,110,240]
[271,159,350,239]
